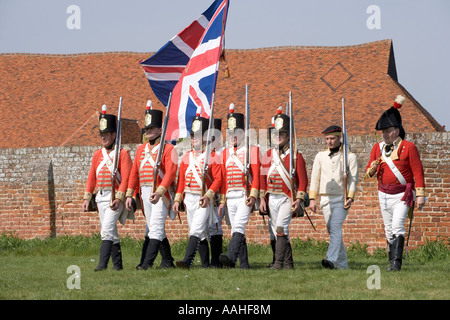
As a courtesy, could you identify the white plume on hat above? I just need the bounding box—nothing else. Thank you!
[394,95,405,109]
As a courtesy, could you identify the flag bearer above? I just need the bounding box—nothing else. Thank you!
[308,125,359,269]
[259,107,308,270]
[82,105,132,271]
[218,104,261,269]
[125,101,178,270]
[364,95,425,271]
[173,110,223,269]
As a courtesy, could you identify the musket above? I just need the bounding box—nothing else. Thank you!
[341,98,350,207]
[289,92,316,230]
[110,96,123,208]
[288,92,297,214]
[244,84,251,203]
[199,93,216,206]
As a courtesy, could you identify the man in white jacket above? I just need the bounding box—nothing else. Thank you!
[308,125,358,269]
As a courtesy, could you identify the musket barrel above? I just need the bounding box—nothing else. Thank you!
[110,96,123,207]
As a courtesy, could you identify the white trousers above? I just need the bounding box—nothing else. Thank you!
[184,192,216,240]
[378,190,412,243]
[321,195,348,269]
[267,193,292,239]
[226,190,252,235]
[96,190,123,244]
[141,186,168,241]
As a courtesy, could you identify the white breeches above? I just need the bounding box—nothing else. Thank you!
[141,186,168,241]
[96,190,123,244]
[226,190,252,235]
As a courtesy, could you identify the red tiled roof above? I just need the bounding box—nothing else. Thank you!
[0,39,443,149]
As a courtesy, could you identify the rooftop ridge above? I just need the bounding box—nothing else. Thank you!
[0,39,392,57]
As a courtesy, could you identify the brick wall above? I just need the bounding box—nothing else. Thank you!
[0,132,448,252]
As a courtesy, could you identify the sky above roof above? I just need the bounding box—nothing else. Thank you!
[1,0,449,129]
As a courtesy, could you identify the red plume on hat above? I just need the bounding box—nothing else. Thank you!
[102,104,107,115]
[375,95,406,139]
[276,106,282,114]
[393,95,405,109]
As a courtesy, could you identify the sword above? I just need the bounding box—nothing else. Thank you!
[404,204,415,267]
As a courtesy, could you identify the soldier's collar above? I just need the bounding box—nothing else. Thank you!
[148,136,161,146]
[278,144,289,154]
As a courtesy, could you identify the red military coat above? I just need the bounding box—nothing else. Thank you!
[365,139,425,197]
[84,147,132,202]
[175,148,222,202]
[126,139,178,204]
[260,146,308,200]
[219,145,260,200]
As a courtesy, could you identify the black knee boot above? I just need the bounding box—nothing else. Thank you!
[138,239,162,270]
[198,239,210,268]
[238,236,250,269]
[136,237,150,269]
[176,236,200,269]
[111,242,123,270]
[159,237,175,268]
[387,240,394,271]
[94,240,113,271]
[210,235,223,268]
[219,232,244,268]
[268,239,276,268]
[387,235,405,271]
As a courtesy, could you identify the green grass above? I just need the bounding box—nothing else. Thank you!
[0,233,449,300]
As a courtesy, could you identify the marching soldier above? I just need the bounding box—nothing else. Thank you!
[308,125,359,269]
[218,104,261,269]
[259,107,308,270]
[201,118,225,268]
[82,104,132,271]
[364,95,425,271]
[173,109,223,269]
[125,101,178,270]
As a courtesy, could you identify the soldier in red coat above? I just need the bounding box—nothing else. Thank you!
[365,95,426,271]
[173,110,223,269]
[259,107,308,269]
[218,104,261,269]
[82,105,132,271]
[125,101,178,270]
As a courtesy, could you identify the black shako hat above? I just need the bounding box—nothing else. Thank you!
[213,118,222,131]
[98,104,117,133]
[375,95,406,139]
[272,106,290,133]
[227,103,245,131]
[190,107,209,136]
[144,100,163,129]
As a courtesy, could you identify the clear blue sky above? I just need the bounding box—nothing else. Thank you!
[1,0,449,129]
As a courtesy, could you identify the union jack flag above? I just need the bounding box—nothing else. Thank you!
[140,0,229,140]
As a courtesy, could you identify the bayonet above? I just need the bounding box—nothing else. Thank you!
[244,84,250,201]
[289,92,315,230]
[342,98,349,207]
[110,96,123,208]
